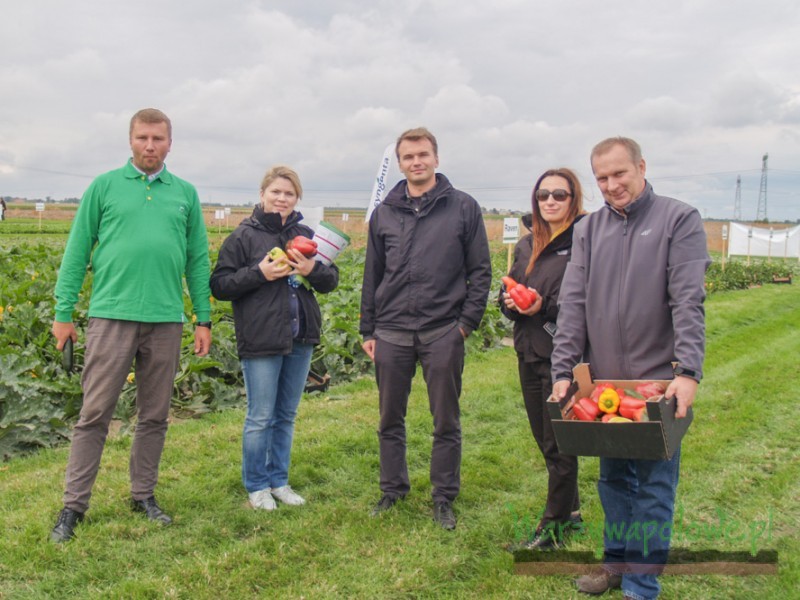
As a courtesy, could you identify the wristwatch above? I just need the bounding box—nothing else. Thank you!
[674,365,700,382]
[196,321,212,330]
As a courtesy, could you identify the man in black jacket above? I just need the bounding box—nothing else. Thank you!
[360,127,492,529]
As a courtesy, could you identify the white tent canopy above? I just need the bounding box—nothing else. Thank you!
[727,223,800,259]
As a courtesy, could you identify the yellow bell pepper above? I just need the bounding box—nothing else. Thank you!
[597,387,621,414]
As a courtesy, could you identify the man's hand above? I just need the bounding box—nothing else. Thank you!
[52,320,77,351]
[362,339,376,361]
[194,326,211,357]
[552,379,573,400]
[665,375,698,419]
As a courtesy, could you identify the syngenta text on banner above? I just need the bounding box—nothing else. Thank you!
[365,143,400,222]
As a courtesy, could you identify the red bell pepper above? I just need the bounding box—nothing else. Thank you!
[582,397,600,420]
[572,397,600,421]
[572,401,593,422]
[501,276,538,311]
[618,396,647,420]
[286,235,318,258]
[635,381,666,399]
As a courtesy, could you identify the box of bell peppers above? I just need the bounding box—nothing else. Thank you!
[546,363,692,460]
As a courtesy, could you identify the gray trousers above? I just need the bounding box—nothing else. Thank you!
[63,318,183,513]
[374,326,465,503]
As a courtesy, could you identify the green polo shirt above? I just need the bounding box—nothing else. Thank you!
[54,161,211,323]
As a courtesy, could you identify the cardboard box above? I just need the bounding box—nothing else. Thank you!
[546,363,692,460]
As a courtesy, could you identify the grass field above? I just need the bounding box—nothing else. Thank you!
[1,282,798,598]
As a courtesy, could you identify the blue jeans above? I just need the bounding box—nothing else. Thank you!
[598,449,681,600]
[241,344,313,493]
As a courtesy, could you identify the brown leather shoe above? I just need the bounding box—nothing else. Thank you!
[575,569,622,595]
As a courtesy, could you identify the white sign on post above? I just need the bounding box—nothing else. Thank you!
[503,218,520,245]
[214,209,225,220]
[224,207,231,216]
[35,202,45,212]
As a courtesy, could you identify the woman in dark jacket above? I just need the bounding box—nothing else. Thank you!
[210,165,339,511]
[500,167,584,549]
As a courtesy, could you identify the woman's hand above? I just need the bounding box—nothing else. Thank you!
[285,248,316,277]
[258,254,291,281]
[503,288,542,316]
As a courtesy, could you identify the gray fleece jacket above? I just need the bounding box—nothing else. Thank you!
[551,182,710,383]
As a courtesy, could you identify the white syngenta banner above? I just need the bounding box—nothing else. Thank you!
[365,143,402,223]
[727,222,800,259]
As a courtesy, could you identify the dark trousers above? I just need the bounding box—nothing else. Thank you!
[374,327,465,503]
[518,358,580,529]
[63,318,183,513]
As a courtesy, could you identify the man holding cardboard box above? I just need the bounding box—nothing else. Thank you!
[551,137,710,599]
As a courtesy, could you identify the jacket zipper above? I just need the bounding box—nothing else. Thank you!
[618,212,631,379]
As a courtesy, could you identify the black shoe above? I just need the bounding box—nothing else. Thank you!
[50,507,85,544]
[568,511,585,533]
[525,530,560,551]
[433,501,456,530]
[370,494,403,517]
[131,496,172,525]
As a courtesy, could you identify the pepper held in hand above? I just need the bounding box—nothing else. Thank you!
[285,235,318,258]
[501,276,538,311]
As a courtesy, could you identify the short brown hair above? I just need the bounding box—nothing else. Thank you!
[395,127,438,159]
[259,165,303,199]
[591,136,642,165]
[130,108,172,139]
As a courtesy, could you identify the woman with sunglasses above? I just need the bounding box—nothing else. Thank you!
[500,167,585,550]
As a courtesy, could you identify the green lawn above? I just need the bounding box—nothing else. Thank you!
[1,284,798,598]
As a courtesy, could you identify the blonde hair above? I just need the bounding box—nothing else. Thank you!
[260,165,303,199]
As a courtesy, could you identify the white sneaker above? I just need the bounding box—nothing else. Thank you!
[248,488,277,511]
[271,485,306,506]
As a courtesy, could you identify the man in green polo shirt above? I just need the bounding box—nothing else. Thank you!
[49,108,212,543]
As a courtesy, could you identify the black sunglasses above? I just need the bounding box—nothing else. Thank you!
[536,188,572,202]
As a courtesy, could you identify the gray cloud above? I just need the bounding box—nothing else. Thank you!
[1,0,798,220]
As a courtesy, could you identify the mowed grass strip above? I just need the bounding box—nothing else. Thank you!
[1,284,799,598]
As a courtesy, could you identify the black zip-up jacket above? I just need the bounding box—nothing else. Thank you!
[500,214,583,362]
[360,174,492,338]
[210,206,339,358]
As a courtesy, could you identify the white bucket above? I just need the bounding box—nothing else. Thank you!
[312,220,351,265]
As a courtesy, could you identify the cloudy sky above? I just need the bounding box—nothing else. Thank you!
[1,0,798,221]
